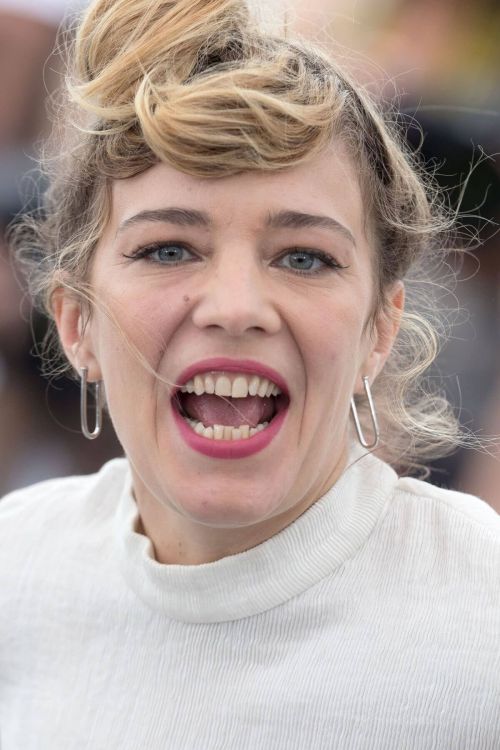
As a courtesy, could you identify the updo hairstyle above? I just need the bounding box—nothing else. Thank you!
[11,0,466,474]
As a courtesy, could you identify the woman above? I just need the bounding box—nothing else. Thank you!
[1,0,499,747]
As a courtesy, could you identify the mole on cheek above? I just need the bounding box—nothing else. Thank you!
[183,295,190,304]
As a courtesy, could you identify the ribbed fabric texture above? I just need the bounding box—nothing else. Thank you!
[1,451,499,749]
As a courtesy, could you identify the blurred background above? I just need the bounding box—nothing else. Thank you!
[0,0,499,510]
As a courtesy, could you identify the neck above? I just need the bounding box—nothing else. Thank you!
[130,452,348,566]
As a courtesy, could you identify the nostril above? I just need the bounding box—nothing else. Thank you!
[191,290,281,336]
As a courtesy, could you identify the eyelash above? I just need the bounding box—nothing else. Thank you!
[123,242,348,276]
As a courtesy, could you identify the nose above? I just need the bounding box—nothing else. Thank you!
[191,250,281,337]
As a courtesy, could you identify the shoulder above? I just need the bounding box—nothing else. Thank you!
[352,449,500,561]
[0,458,129,530]
[385,474,500,577]
[394,475,500,535]
[352,447,499,535]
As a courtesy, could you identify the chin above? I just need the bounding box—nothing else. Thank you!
[170,480,288,528]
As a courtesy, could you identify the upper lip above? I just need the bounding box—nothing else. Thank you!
[172,358,290,396]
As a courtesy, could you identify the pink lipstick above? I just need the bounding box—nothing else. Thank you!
[171,358,289,459]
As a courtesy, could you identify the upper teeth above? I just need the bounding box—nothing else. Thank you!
[180,373,282,398]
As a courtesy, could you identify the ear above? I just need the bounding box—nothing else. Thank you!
[355,281,405,392]
[52,288,101,381]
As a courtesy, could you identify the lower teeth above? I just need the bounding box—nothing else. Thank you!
[184,417,269,440]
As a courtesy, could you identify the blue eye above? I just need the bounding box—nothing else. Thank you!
[151,244,194,263]
[125,243,347,275]
[128,242,195,264]
[280,251,321,271]
[276,250,344,274]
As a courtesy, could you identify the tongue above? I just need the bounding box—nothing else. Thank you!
[181,393,275,428]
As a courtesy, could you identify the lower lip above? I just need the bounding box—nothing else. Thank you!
[171,403,288,459]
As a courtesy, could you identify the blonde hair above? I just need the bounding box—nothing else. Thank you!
[12,0,469,474]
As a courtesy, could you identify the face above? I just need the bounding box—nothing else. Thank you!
[55,145,403,560]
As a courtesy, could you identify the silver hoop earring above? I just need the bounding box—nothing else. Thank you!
[350,376,380,450]
[80,367,103,440]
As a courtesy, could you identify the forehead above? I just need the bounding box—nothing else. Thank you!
[109,143,368,243]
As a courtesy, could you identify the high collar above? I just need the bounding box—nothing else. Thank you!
[114,447,397,623]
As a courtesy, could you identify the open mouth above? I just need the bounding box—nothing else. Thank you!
[172,371,290,441]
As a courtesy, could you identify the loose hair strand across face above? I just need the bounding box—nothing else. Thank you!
[10,0,475,474]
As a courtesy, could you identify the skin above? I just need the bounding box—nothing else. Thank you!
[54,144,404,565]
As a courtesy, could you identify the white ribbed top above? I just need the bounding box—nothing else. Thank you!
[116,449,396,623]
[1,451,499,748]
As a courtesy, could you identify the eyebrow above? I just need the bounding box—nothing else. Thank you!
[266,210,356,247]
[116,206,356,246]
[116,208,211,235]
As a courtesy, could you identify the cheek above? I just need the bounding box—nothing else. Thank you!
[92,283,187,369]
[291,290,368,373]
[90,288,186,442]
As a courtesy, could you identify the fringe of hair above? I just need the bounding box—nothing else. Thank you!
[9,0,483,475]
